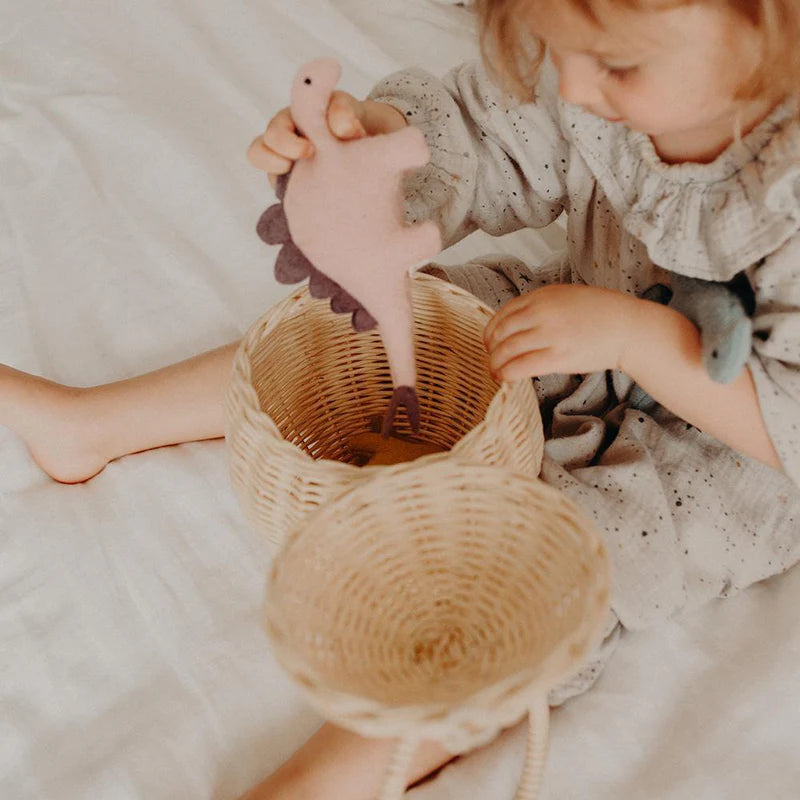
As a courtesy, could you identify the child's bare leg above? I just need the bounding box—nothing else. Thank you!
[240,722,455,800]
[0,342,239,483]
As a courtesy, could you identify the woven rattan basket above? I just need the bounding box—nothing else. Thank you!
[265,460,610,800]
[225,272,544,552]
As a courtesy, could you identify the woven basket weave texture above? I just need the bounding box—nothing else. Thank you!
[265,460,610,749]
[225,273,544,552]
[225,272,611,799]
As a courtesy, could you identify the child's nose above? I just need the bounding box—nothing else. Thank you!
[556,53,604,108]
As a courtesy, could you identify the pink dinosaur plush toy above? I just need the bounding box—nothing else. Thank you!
[257,58,442,436]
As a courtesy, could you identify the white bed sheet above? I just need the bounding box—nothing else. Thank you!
[1,2,798,799]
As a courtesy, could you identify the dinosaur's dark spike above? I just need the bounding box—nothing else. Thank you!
[257,204,291,245]
[330,289,361,314]
[381,386,420,438]
[352,307,378,332]
[274,172,290,201]
[307,270,376,333]
[308,266,341,299]
[274,242,314,284]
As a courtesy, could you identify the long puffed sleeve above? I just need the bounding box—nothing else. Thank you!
[748,234,800,485]
[368,60,569,248]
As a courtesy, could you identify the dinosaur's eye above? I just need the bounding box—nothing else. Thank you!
[304,77,312,85]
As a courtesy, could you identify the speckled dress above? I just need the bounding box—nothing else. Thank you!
[369,59,800,701]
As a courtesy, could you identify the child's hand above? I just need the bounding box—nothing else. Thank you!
[247,92,407,186]
[483,284,642,381]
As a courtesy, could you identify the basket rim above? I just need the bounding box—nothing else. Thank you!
[266,642,568,742]
[225,273,538,472]
[272,459,608,571]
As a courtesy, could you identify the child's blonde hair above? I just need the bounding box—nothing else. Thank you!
[475,0,800,105]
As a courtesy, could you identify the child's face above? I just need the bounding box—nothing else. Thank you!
[526,0,771,160]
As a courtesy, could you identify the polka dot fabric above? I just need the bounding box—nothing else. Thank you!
[368,56,800,635]
[369,58,800,485]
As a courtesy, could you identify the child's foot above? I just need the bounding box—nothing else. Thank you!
[0,365,111,483]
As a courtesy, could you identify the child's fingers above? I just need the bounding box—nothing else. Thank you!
[488,327,546,377]
[247,108,314,178]
[483,295,537,349]
[265,108,315,157]
[246,136,294,177]
[495,347,557,382]
[327,91,367,139]
[484,309,535,352]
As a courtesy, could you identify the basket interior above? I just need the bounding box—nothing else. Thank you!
[267,465,608,708]
[246,278,500,464]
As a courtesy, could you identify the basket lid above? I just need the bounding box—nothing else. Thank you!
[264,460,610,743]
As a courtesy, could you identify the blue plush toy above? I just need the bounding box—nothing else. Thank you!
[629,272,755,410]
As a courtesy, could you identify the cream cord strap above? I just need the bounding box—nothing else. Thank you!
[380,736,419,800]
[377,698,549,800]
[515,697,551,800]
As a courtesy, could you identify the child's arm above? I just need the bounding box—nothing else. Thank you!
[251,59,567,255]
[484,284,785,472]
[618,300,782,469]
[368,59,569,248]
[621,241,800,477]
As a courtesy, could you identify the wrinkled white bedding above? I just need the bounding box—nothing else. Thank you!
[1,1,798,798]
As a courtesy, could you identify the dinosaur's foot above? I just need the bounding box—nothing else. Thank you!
[381,385,420,438]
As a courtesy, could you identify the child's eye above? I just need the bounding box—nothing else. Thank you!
[599,62,638,80]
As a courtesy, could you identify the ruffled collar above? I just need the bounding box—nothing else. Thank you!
[560,96,800,280]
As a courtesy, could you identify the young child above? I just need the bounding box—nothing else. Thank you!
[3,0,800,798]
